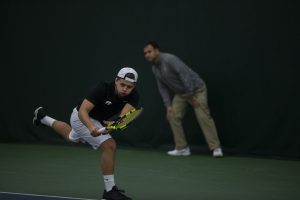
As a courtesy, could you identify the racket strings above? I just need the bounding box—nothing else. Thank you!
[115,110,142,129]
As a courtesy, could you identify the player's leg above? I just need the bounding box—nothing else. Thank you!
[100,139,116,190]
[193,86,223,157]
[33,107,73,142]
[69,109,132,200]
[100,138,132,200]
[167,94,190,156]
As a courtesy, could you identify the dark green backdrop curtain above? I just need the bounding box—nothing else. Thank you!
[1,0,299,158]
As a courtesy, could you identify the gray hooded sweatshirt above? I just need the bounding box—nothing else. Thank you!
[152,52,205,107]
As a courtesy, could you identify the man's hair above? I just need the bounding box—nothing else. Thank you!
[144,41,160,50]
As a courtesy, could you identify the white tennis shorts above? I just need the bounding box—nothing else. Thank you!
[69,108,111,150]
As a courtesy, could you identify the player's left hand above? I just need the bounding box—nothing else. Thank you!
[103,120,115,126]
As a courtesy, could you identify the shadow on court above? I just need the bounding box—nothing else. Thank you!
[1,143,300,200]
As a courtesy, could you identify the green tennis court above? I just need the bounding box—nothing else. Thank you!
[1,143,299,200]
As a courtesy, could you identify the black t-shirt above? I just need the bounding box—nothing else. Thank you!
[77,81,139,122]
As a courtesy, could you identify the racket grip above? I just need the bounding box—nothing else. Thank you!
[98,127,107,134]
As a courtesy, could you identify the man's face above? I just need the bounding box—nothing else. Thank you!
[144,45,159,63]
[115,78,135,97]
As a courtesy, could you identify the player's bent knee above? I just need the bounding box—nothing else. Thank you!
[101,138,116,151]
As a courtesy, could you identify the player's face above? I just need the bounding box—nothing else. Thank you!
[115,79,135,97]
[144,45,159,63]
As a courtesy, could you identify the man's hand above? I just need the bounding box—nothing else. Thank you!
[188,96,200,108]
[166,106,173,120]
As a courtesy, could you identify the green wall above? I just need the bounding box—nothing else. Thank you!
[1,0,299,158]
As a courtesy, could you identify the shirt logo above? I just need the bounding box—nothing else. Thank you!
[105,101,112,105]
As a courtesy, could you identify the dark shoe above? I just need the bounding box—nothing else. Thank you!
[102,186,132,200]
[33,107,46,126]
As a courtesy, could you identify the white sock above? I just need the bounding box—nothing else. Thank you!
[103,175,115,192]
[40,116,56,127]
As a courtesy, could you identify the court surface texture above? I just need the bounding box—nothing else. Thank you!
[1,143,299,200]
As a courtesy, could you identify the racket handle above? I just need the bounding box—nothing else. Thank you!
[98,127,107,134]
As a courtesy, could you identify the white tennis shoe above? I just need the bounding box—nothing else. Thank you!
[167,146,191,156]
[213,147,223,158]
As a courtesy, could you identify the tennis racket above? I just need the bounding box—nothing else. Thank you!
[98,107,143,133]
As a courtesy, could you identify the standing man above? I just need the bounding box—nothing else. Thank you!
[33,67,139,200]
[143,41,223,158]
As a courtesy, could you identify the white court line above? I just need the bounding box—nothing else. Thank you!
[0,191,97,200]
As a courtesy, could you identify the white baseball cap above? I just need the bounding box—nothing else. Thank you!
[117,67,138,83]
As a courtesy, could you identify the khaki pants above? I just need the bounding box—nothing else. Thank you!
[169,86,221,150]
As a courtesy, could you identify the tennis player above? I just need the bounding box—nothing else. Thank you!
[33,67,139,200]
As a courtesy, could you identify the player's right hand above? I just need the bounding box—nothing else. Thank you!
[90,126,101,137]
